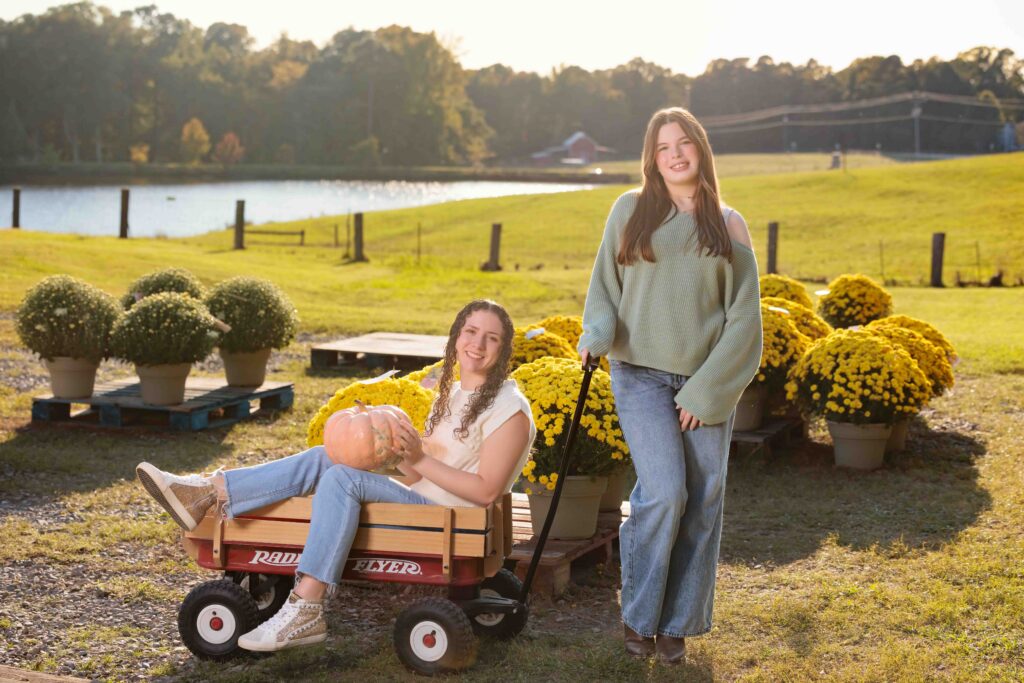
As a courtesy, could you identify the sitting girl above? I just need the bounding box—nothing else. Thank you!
[136,299,535,652]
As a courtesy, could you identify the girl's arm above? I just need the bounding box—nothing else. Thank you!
[393,413,531,507]
[578,192,634,358]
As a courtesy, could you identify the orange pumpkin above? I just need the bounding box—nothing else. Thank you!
[322,400,414,471]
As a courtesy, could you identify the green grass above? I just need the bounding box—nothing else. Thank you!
[1,152,1023,680]
[590,151,904,179]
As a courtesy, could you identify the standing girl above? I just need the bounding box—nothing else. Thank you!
[579,108,762,664]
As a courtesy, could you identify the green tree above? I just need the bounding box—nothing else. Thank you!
[213,131,244,164]
[180,117,210,163]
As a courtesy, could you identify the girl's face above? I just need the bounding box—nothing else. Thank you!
[654,121,700,188]
[455,309,505,377]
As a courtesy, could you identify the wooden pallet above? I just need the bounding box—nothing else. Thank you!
[507,492,628,596]
[31,377,293,431]
[311,332,448,370]
[731,415,806,458]
[0,665,88,683]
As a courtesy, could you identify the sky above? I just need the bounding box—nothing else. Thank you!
[4,0,1023,76]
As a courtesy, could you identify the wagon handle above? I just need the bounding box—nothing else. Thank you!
[518,357,600,603]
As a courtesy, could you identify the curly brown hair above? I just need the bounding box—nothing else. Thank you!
[424,300,515,441]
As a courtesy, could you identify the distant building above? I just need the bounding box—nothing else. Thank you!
[531,131,614,166]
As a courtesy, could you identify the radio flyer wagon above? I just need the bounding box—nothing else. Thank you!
[177,361,602,675]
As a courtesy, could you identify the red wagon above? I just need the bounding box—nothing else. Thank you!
[174,361,601,675]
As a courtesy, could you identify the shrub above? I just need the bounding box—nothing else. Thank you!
[110,293,220,366]
[307,378,434,447]
[205,277,298,353]
[867,315,957,364]
[756,303,811,393]
[510,327,577,370]
[865,323,954,397]
[511,357,629,487]
[785,329,931,425]
[817,274,893,328]
[762,296,832,340]
[122,268,205,310]
[760,274,813,309]
[16,275,121,362]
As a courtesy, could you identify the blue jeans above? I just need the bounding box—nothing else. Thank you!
[223,446,434,587]
[610,360,735,638]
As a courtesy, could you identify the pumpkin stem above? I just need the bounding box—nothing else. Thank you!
[354,399,369,413]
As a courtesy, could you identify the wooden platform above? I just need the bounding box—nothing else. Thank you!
[731,415,806,459]
[31,378,293,431]
[311,332,448,370]
[507,492,628,596]
[0,665,87,683]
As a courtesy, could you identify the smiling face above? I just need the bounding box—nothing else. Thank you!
[455,309,505,378]
[654,120,701,189]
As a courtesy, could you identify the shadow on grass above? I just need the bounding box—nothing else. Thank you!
[0,421,237,502]
[720,414,990,566]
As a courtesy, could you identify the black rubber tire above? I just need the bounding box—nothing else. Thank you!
[470,569,529,640]
[394,597,477,675]
[234,572,295,623]
[178,579,259,660]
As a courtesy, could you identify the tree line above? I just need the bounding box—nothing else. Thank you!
[2,2,1022,166]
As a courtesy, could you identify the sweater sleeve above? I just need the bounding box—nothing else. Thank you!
[578,192,634,358]
[674,243,763,425]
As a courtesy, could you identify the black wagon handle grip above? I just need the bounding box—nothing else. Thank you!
[518,361,598,603]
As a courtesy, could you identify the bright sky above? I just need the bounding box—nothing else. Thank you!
[4,0,1023,76]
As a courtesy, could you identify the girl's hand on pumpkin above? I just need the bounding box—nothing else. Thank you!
[394,420,426,464]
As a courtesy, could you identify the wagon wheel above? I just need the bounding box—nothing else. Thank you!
[394,597,477,675]
[178,579,259,660]
[470,569,529,640]
[233,572,295,623]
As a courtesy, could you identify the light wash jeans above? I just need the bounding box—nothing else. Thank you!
[222,446,433,586]
[610,360,735,638]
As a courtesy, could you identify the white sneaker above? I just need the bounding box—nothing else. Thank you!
[136,462,217,531]
[237,591,327,652]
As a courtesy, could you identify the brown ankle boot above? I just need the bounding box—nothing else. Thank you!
[655,634,686,664]
[623,624,655,657]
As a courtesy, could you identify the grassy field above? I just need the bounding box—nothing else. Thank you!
[589,151,905,179]
[1,153,1023,681]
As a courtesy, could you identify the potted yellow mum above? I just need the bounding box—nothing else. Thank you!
[785,329,931,470]
[816,274,893,328]
[511,357,629,539]
[865,322,954,452]
[738,302,811,431]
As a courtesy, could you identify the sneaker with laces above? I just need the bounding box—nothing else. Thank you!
[237,591,327,652]
[135,461,217,531]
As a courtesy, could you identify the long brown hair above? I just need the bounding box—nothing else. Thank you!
[424,299,515,441]
[618,107,732,265]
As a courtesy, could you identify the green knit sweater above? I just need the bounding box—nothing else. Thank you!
[579,190,763,425]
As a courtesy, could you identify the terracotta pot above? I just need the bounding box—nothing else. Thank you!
[527,475,607,540]
[827,421,892,470]
[136,363,192,405]
[886,417,910,453]
[733,384,767,432]
[42,357,99,399]
[220,348,272,387]
[599,467,629,512]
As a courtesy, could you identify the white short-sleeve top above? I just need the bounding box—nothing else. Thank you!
[406,379,536,507]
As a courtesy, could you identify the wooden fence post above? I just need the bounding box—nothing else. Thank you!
[234,200,245,250]
[352,212,368,261]
[930,232,945,287]
[119,188,129,238]
[481,223,502,271]
[12,187,20,228]
[334,223,339,248]
[766,221,778,274]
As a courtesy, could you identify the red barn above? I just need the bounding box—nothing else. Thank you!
[531,131,614,166]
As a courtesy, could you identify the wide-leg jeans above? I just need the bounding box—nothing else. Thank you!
[610,360,735,638]
[222,446,434,587]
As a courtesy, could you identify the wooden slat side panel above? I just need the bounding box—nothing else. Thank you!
[502,493,513,558]
[192,518,487,557]
[237,498,489,530]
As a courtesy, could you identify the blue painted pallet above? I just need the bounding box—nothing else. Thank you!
[31,377,293,431]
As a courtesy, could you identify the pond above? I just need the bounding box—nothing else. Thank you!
[0,179,595,238]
